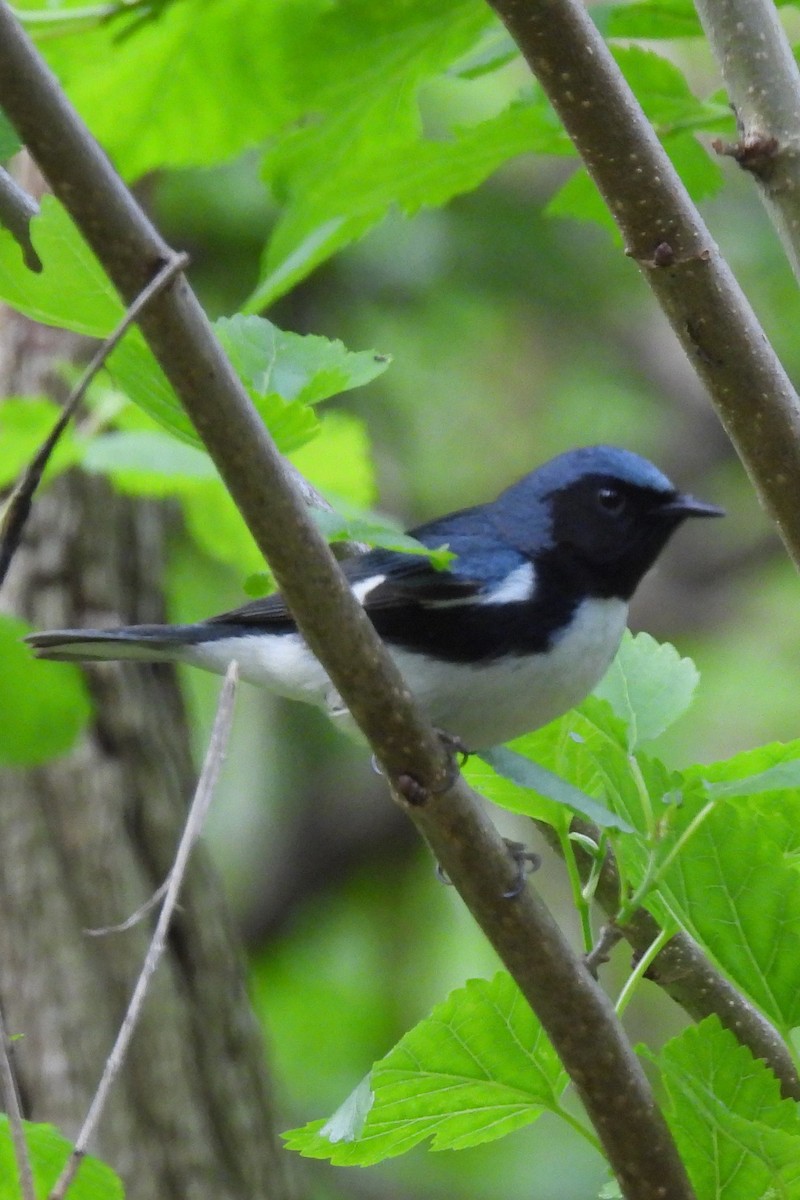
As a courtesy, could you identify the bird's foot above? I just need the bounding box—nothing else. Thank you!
[436,837,540,898]
[372,728,470,806]
[501,839,541,898]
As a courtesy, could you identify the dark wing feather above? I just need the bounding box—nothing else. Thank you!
[204,551,485,630]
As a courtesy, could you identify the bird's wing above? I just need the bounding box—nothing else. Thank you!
[204,551,486,630]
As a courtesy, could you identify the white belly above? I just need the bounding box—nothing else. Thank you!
[182,597,628,750]
[388,597,628,748]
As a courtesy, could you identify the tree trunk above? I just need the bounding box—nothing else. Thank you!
[0,305,293,1200]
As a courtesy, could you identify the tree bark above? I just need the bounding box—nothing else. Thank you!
[0,304,293,1200]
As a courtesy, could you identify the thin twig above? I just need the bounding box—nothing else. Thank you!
[0,250,189,589]
[83,879,170,937]
[0,166,40,271]
[47,662,238,1200]
[0,999,35,1200]
[584,923,624,979]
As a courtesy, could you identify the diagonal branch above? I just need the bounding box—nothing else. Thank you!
[0,8,697,1197]
[485,0,800,570]
[696,0,800,282]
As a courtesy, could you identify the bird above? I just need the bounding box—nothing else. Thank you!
[26,446,723,752]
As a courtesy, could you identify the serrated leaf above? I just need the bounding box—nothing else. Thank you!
[594,630,698,750]
[40,0,301,180]
[0,616,92,765]
[251,93,572,309]
[214,314,389,453]
[0,1115,123,1200]
[476,746,633,831]
[247,0,497,307]
[658,1017,800,1199]
[651,794,800,1033]
[285,972,568,1164]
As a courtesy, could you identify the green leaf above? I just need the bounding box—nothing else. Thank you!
[40,0,302,180]
[602,1,702,38]
[612,45,717,129]
[285,972,568,1164]
[290,411,376,509]
[0,108,22,162]
[0,397,82,488]
[648,790,800,1033]
[0,195,121,336]
[215,315,387,406]
[0,616,92,765]
[215,314,390,453]
[704,757,800,801]
[594,630,699,750]
[475,746,634,832]
[251,93,572,309]
[106,331,197,445]
[82,430,217,495]
[603,0,800,38]
[548,132,721,233]
[312,508,454,567]
[0,1115,123,1200]
[658,1017,800,1198]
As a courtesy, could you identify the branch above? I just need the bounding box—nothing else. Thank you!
[539,820,800,1101]
[0,11,696,1197]
[0,165,40,271]
[696,0,800,282]
[48,662,239,1200]
[0,250,189,588]
[485,0,800,572]
[0,999,35,1200]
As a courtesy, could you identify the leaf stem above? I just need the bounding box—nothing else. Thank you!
[615,928,673,1018]
[561,828,594,953]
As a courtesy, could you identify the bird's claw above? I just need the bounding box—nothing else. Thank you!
[436,837,540,899]
[372,727,470,805]
[501,839,541,899]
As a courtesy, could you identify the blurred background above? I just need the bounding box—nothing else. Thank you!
[18,13,800,1197]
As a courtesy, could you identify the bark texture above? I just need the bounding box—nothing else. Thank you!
[0,306,292,1200]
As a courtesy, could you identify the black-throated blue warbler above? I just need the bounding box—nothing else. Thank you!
[26,445,722,750]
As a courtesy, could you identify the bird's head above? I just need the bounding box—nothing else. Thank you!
[491,445,723,599]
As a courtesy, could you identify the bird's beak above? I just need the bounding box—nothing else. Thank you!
[660,493,726,520]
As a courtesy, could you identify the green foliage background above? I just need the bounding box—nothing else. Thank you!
[5,2,800,1197]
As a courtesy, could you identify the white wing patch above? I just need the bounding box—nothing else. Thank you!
[350,574,387,605]
[413,561,536,609]
[479,562,536,605]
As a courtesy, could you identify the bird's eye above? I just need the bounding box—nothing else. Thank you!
[596,486,626,515]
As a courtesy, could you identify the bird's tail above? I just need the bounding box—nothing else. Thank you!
[25,624,208,663]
